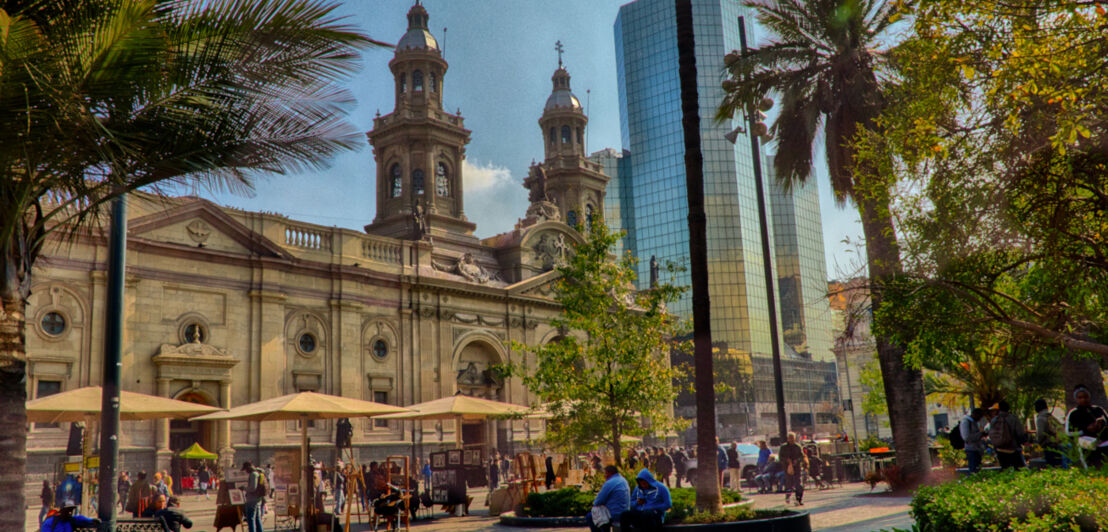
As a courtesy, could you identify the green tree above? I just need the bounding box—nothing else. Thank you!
[0,1,373,525]
[717,0,933,480]
[507,218,688,467]
[864,0,1108,409]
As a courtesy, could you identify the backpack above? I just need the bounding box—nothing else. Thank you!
[253,468,268,497]
[948,425,965,450]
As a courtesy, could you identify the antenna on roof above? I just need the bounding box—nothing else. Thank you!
[585,88,591,152]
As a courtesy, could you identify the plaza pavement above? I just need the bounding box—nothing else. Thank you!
[25,481,913,531]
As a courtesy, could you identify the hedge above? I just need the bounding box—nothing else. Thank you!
[911,468,1108,531]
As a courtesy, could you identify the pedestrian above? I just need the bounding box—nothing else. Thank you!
[671,448,687,488]
[627,449,638,471]
[1034,398,1065,467]
[726,442,742,489]
[333,461,347,514]
[988,400,1027,470]
[126,471,152,518]
[778,433,806,506]
[197,466,211,500]
[715,439,728,485]
[806,447,826,489]
[39,480,54,527]
[621,469,672,531]
[242,461,266,532]
[586,465,630,532]
[1065,384,1108,467]
[154,496,193,532]
[41,504,99,532]
[653,448,673,487]
[544,452,556,490]
[117,472,131,512]
[152,472,170,498]
[489,453,501,490]
[959,408,987,473]
[161,469,174,497]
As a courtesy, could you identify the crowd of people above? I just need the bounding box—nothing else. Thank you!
[957,386,1108,472]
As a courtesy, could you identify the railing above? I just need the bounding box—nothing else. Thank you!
[284,224,332,251]
[363,239,403,264]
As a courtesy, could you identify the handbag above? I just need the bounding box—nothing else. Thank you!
[591,505,611,527]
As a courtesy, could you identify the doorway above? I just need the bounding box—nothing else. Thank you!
[169,391,214,453]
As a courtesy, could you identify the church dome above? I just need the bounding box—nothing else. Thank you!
[397,2,439,52]
[545,67,581,111]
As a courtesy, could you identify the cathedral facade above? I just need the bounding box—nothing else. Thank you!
[24,2,606,494]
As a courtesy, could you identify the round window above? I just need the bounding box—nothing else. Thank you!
[41,312,66,336]
[184,323,205,343]
[299,333,317,354]
[373,339,388,359]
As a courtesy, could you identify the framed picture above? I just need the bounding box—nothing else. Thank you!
[431,452,446,469]
[447,450,462,466]
[228,488,245,505]
[288,484,299,497]
[463,449,480,466]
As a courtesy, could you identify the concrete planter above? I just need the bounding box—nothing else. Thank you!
[498,511,588,527]
[663,511,811,532]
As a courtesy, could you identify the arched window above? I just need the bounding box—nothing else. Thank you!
[413,169,425,195]
[413,70,424,92]
[436,162,450,197]
[577,127,584,144]
[561,125,571,144]
[390,164,402,197]
[429,72,437,93]
[567,210,578,227]
[399,73,406,93]
[586,204,595,228]
[549,127,556,146]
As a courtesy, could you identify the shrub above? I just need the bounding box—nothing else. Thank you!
[667,487,742,523]
[912,468,1108,531]
[522,487,594,517]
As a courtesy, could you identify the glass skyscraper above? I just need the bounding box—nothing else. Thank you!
[611,0,839,436]
[613,0,775,355]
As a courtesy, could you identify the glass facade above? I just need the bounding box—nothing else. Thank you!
[615,0,775,354]
[592,148,636,259]
[769,155,835,364]
[614,0,838,436]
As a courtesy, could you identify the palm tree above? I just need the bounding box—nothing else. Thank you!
[0,1,375,526]
[717,0,933,481]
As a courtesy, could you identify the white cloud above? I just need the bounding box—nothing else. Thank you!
[462,159,514,194]
[461,159,528,237]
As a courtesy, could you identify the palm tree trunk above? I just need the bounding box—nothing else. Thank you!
[857,193,931,482]
[0,293,28,532]
[675,0,721,513]
[1060,351,1107,410]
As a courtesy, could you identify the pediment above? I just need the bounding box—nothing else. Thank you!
[506,269,561,298]
[129,199,291,259]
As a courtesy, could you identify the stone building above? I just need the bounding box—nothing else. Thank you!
[24,2,605,494]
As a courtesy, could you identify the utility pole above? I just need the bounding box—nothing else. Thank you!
[98,194,126,530]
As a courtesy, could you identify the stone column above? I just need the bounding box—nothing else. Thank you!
[219,380,234,471]
[155,378,173,472]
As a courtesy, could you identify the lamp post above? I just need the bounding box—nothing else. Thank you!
[723,16,788,443]
[98,194,126,530]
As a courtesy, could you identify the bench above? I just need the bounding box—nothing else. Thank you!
[76,518,167,532]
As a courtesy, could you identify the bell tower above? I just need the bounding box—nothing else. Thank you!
[524,43,608,229]
[365,1,476,240]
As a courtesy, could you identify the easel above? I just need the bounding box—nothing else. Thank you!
[373,456,411,532]
[338,447,370,532]
[512,453,541,498]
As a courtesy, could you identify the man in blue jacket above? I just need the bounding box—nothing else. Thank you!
[588,465,629,532]
[40,505,98,532]
[622,469,672,531]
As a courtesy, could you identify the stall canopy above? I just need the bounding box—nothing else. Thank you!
[26,386,221,423]
[373,393,535,421]
[178,442,219,460]
[190,391,410,532]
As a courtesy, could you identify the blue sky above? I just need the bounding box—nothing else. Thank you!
[200,0,864,279]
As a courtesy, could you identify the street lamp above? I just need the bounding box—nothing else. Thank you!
[723,16,788,443]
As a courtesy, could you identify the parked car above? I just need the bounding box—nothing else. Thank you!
[684,443,761,488]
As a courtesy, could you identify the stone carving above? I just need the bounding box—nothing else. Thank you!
[532,232,569,270]
[186,220,211,244]
[432,253,498,284]
[412,204,429,240]
[649,255,659,288]
[527,164,549,203]
[157,341,230,358]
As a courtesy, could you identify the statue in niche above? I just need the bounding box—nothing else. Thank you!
[412,204,429,240]
[649,255,659,288]
[527,164,549,203]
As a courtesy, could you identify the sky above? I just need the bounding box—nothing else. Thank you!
[200,0,865,279]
